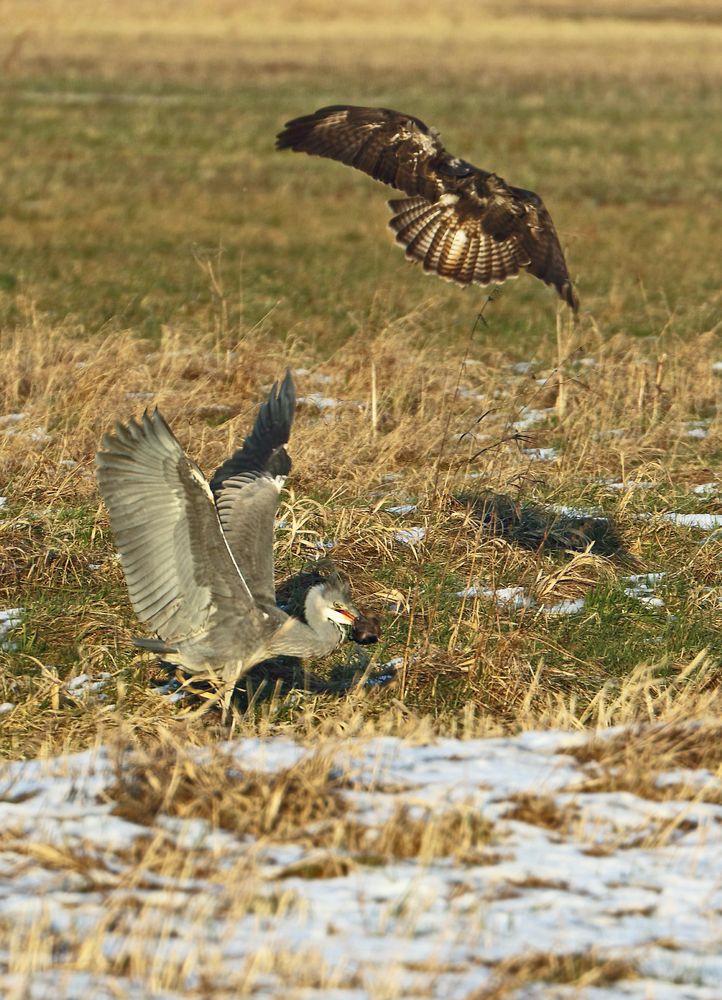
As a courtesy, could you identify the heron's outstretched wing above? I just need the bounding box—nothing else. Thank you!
[277,105,577,310]
[210,372,296,609]
[96,410,263,668]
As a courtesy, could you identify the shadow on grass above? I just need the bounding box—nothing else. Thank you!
[456,490,627,559]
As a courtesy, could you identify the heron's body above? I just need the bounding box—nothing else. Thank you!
[96,373,368,688]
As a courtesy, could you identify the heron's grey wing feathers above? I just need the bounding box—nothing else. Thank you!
[214,472,283,611]
[209,371,295,495]
[96,410,264,667]
[210,372,295,606]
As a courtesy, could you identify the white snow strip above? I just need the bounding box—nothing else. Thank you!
[65,673,113,697]
[385,504,417,515]
[459,585,534,610]
[605,480,657,491]
[550,503,605,519]
[513,406,555,432]
[297,394,359,410]
[459,588,585,617]
[0,729,720,998]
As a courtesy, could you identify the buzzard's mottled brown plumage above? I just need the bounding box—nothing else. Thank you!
[277,104,578,310]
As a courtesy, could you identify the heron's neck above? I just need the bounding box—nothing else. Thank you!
[265,615,343,661]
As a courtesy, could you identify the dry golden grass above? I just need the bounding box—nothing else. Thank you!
[2,305,722,755]
[474,951,638,999]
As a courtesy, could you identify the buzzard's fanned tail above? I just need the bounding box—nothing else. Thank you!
[388,197,529,289]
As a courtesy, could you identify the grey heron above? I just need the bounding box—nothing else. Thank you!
[96,372,371,692]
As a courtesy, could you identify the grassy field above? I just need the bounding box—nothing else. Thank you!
[1,0,722,755]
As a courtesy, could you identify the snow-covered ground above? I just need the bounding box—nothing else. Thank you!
[1,729,721,999]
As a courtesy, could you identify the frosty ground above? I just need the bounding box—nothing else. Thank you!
[2,726,721,999]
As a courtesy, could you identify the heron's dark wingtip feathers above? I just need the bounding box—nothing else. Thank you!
[210,373,296,493]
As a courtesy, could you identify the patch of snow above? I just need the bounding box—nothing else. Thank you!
[513,406,555,432]
[0,497,6,509]
[0,608,23,651]
[512,360,535,374]
[65,673,112,697]
[459,588,585,617]
[464,585,535,610]
[543,597,586,616]
[662,513,722,530]
[385,504,417,516]
[550,503,604,518]
[293,368,333,383]
[0,702,14,715]
[394,527,427,546]
[687,427,708,440]
[605,479,657,491]
[692,482,718,496]
[523,446,559,462]
[457,386,486,402]
[0,412,24,427]
[624,573,666,608]
[297,394,356,410]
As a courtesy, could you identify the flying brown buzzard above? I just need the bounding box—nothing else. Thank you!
[277,105,578,311]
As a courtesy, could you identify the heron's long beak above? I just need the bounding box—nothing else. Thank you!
[328,607,358,626]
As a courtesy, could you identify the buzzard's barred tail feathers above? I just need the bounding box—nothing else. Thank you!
[387,197,527,289]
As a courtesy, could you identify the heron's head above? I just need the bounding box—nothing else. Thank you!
[306,577,360,636]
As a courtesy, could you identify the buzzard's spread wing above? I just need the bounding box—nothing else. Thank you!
[277,105,578,310]
[210,372,295,611]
